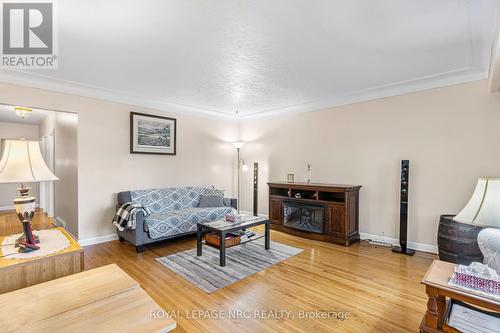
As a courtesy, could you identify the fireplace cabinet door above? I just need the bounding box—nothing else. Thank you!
[269,198,283,224]
[327,203,345,235]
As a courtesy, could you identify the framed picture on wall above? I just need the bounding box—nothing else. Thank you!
[130,112,177,155]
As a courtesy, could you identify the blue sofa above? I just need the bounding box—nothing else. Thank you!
[116,186,236,252]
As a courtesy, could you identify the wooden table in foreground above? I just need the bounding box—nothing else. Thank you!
[0,227,84,294]
[420,259,500,333]
[0,263,176,333]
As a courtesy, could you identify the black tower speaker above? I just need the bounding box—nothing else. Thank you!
[392,160,415,255]
[253,162,258,216]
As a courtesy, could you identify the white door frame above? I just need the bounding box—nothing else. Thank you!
[40,132,55,217]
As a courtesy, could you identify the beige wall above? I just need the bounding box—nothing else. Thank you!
[1,79,498,248]
[239,80,500,249]
[0,122,40,209]
[0,83,239,240]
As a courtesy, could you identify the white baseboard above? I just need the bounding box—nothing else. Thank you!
[78,233,118,247]
[360,232,438,254]
[240,211,438,254]
[240,210,269,218]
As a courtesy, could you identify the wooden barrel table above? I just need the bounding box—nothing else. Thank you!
[437,214,484,265]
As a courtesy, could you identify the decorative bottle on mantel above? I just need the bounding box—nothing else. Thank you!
[307,164,311,184]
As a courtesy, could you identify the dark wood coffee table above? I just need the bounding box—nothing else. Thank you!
[196,215,270,267]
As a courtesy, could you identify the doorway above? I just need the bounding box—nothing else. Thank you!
[0,104,79,237]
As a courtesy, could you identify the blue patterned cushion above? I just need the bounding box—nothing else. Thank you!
[145,206,235,239]
[203,187,224,196]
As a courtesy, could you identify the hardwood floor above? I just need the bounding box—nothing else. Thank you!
[1,210,436,332]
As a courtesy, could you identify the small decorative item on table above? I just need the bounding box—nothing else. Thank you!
[287,173,294,183]
[450,262,500,295]
[225,214,240,222]
[478,228,500,274]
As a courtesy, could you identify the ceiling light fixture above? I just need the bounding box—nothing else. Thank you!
[15,107,32,119]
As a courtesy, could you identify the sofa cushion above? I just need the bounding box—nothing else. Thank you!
[145,206,234,239]
[198,194,224,207]
[203,188,224,196]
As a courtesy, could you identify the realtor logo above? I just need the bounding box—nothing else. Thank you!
[1,0,57,68]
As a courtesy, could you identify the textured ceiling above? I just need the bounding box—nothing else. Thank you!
[0,0,497,117]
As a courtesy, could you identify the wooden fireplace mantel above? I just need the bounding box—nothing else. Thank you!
[268,182,361,246]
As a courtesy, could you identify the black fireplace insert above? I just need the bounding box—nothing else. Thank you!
[283,201,325,234]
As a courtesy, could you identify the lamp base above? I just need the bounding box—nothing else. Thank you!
[13,186,40,252]
[17,241,40,252]
[15,233,40,247]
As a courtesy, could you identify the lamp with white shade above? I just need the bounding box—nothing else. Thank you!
[0,139,58,252]
[453,178,500,227]
[232,142,248,213]
[232,142,245,150]
[447,178,500,271]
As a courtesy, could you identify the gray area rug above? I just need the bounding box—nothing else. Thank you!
[156,239,303,293]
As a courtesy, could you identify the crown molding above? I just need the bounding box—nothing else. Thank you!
[0,66,488,120]
[0,70,239,120]
[240,67,489,119]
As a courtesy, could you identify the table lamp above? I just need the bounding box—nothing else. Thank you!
[454,178,500,270]
[453,178,500,227]
[0,139,58,252]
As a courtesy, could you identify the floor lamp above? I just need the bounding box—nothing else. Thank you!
[232,142,248,213]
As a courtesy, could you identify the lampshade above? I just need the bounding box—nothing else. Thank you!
[232,142,245,149]
[0,139,58,183]
[453,178,500,227]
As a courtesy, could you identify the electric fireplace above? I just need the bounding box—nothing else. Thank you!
[268,182,361,247]
[283,201,325,234]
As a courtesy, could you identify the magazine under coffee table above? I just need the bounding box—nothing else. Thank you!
[196,215,270,267]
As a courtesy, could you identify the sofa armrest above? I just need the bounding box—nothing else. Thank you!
[135,210,146,232]
[115,204,146,246]
[117,191,132,205]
